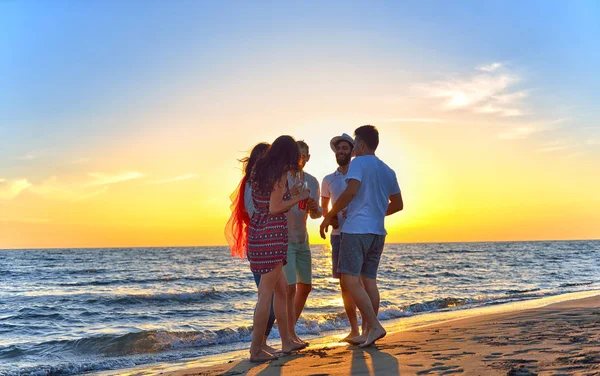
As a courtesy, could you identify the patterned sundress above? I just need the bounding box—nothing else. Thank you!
[247,174,290,274]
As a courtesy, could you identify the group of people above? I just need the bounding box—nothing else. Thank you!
[225,125,403,362]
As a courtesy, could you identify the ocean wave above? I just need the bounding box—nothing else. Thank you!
[505,288,541,294]
[421,272,464,278]
[86,288,256,306]
[66,268,107,274]
[295,297,476,335]
[436,249,483,254]
[57,275,183,287]
[2,299,476,362]
[55,275,240,288]
[0,288,257,309]
[0,327,253,361]
[0,352,202,376]
[560,281,595,288]
[1,312,66,322]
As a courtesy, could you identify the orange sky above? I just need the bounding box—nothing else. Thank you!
[2,115,599,248]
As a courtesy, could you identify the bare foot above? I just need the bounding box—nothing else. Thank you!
[342,330,361,343]
[294,340,308,349]
[347,333,367,345]
[282,340,307,355]
[359,327,386,348]
[263,344,280,354]
[292,335,309,346]
[250,349,276,363]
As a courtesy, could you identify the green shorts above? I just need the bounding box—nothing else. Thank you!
[283,242,312,285]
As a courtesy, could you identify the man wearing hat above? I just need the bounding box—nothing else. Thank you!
[320,125,403,348]
[320,133,362,342]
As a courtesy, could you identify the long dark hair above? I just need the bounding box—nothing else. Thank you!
[252,135,301,193]
[226,143,270,259]
[240,142,270,177]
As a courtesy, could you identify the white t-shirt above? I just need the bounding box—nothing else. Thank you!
[321,169,348,236]
[342,155,401,236]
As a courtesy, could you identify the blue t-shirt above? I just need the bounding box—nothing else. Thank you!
[342,155,401,235]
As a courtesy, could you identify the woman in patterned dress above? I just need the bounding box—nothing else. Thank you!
[225,142,278,355]
[248,135,310,362]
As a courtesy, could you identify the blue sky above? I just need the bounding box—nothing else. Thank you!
[3,0,600,178]
[3,1,599,147]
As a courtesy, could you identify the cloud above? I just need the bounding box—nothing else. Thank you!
[585,138,600,146]
[71,158,91,164]
[29,176,108,202]
[0,179,33,200]
[537,141,571,153]
[477,62,503,72]
[87,171,145,186]
[9,171,144,202]
[28,176,75,200]
[498,126,542,140]
[565,151,588,159]
[497,119,566,141]
[417,62,527,117]
[149,174,198,184]
[74,186,109,202]
[16,154,37,161]
[387,118,445,124]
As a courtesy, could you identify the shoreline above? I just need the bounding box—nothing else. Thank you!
[95,289,600,375]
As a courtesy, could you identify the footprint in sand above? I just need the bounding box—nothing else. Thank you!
[416,365,464,375]
[394,351,417,355]
[506,365,537,376]
[484,353,504,359]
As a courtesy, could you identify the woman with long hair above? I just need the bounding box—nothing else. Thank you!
[225,142,271,261]
[247,135,309,362]
[225,142,278,354]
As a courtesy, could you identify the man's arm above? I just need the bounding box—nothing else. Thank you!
[308,178,322,219]
[320,196,338,228]
[327,179,360,218]
[319,179,360,239]
[386,192,403,216]
[321,197,330,216]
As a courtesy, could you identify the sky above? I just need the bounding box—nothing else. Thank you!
[1,1,599,248]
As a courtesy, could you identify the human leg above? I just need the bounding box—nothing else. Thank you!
[250,265,283,362]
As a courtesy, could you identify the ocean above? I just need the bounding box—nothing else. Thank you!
[1,240,599,375]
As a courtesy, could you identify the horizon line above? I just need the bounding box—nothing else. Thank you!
[1,237,598,251]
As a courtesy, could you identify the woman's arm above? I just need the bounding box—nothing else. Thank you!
[269,174,309,215]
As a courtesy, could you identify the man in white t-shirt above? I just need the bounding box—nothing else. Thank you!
[321,133,362,342]
[320,125,403,348]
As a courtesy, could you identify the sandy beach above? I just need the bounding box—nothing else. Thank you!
[144,294,600,376]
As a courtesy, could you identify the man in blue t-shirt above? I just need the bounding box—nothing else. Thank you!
[320,125,403,348]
